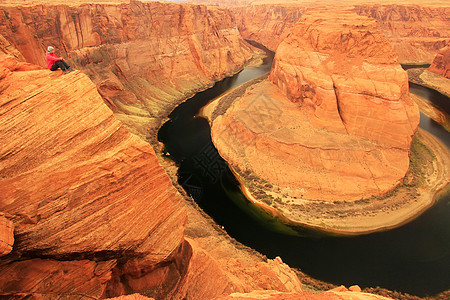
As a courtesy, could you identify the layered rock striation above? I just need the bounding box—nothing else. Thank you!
[354,4,450,64]
[0,52,186,297]
[0,50,306,298]
[210,11,421,232]
[428,43,450,79]
[230,4,303,51]
[0,58,186,259]
[0,0,258,136]
[214,289,392,300]
[269,11,419,150]
[0,215,14,257]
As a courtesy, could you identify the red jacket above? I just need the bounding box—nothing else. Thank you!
[45,51,62,69]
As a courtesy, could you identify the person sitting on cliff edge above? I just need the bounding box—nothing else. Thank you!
[46,46,73,74]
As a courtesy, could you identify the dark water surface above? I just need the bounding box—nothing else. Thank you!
[158,58,450,297]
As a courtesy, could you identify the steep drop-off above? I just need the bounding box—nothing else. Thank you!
[208,10,428,233]
[0,0,258,136]
[0,52,186,296]
[0,51,308,298]
[230,4,303,51]
[354,4,450,64]
[0,48,396,300]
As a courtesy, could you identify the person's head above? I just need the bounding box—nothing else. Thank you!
[47,46,54,53]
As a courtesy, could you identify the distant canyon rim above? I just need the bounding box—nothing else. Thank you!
[0,0,449,299]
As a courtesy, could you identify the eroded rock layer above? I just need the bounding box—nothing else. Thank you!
[0,215,13,257]
[354,4,450,64]
[212,11,420,204]
[0,53,188,297]
[230,4,303,51]
[214,289,392,300]
[0,1,257,136]
[0,50,308,298]
[0,61,186,258]
[429,44,450,79]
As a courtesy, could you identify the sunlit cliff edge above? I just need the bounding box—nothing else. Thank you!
[0,0,260,138]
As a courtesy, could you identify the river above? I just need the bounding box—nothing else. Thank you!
[157,57,450,297]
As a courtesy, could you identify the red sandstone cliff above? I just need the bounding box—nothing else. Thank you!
[354,4,450,64]
[0,51,307,298]
[0,51,185,296]
[269,11,418,150]
[429,44,450,79]
[0,0,258,136]
[0,215,13,257]
[209,10,420,232]
[230,4,303,51]
[188,0,252,6]
[214,289,392,300]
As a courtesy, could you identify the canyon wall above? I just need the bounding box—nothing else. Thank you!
[0,0,258,136]
[214,2,450,65]
[354,4,450,64]
[230,4,303,51]
[0,47,389,299]
[0,51,305,298]
[0,52,186,297]
[0,215,13,257]
[428,44,450,79]
[210,10,420,232]
[189,0,249,6]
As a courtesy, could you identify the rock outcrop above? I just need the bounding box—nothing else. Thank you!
[214,289,392,300]
[0,51,188,297]
[0,51,306,298]
[0,0,258,136]
[209,10,421,233]
[354,4,450,64]
[188,0,252,6]
[269,11,419,150]
[0,215,14,257]
[230,5,303,51]
[0,258,117,298]
[0,58,186,258]
[428,44,450,79]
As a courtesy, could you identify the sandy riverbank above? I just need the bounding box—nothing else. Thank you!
[236,129,450,235]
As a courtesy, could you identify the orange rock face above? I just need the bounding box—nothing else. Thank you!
[212,11,419,204]
[0,259,116,298]
[429,44,450,79]
[230,5,303,51]
[0,1,257,136]
[354,4,450,64]
[0,50,306,298]
[214,289,392,300]
[0,52,188,297]
[0,61,186,258]
[270,11,419,150]
[108,294,154,300]
[0,215,14,257]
